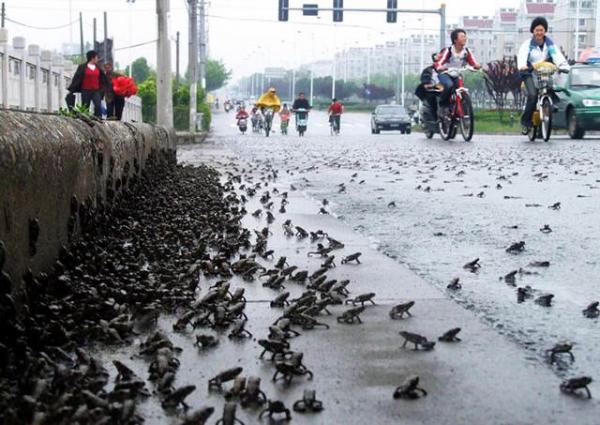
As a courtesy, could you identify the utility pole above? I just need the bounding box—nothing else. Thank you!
[188,0,198,131]
[1,2,6,28]
[574,0,580,60]
[175,31,180,84]
[401,40,405,107]
[156,0,173,127]
[79,12,84,57]
[103,11,108,64]
[93,18,97,49]
[439,3,446,50]
[199,0,206,90]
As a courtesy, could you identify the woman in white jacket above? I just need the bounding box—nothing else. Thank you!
[517,17,570,133]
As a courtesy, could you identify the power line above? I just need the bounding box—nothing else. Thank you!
[114,39,157,51]
[5,16,79,30]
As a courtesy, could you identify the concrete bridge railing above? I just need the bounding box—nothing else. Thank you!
[0,109,177,290]
[0,28,142,122]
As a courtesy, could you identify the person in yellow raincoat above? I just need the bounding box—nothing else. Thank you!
[256,87,282,113]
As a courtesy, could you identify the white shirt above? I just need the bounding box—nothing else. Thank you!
[517,37,569,70]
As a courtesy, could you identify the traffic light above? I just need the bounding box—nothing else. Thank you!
[333,0,343,22]
[278,0,289,21]
[386,0,397,23]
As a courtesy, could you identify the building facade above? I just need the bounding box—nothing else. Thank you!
[553,0,600,60]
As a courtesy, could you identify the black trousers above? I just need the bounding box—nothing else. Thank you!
[81,90,102,118]
[521,74,537,126]
[114,96,125,120]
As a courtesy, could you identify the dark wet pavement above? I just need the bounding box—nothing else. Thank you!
[216,110,600,383]
[157,112,599,424]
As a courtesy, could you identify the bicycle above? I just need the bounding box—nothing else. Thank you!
[263,109,274,137]
[525,62,567,142]
[438,66,478,142]
[329,113,340,135]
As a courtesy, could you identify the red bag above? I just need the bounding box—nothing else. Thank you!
[113,76,138,97]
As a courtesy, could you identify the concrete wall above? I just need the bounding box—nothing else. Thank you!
[0,109,176,290]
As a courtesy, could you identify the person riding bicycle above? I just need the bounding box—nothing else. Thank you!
[279,104,291,134]
[433,28,481,117]
[415,54,441,121]
[292,92,311,111]
[327,98,343,131]
[256,87,282,114]
[517,16,570,134]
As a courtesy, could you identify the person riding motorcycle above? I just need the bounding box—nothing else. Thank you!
[250,104,263,131]
[236,106,249,121]
[415,54,441,122]
[292,92,311,111]
[327,98,343,131]
[517,16,570,134]
[433,28,481,117]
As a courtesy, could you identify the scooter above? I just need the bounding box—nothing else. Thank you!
[238,117,248,134]
[294,108,308,136]
[420,100,439,139]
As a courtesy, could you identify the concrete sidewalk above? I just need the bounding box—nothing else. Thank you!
[124,140,598,424]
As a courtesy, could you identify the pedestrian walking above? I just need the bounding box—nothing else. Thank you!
[67,50,107,118]
[103,62,116,119]
[111,74,138,121]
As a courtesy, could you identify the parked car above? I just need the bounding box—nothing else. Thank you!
[553,63,600,139]
[371,104,412,134]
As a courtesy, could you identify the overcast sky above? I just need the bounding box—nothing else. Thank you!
[3,0,520,81]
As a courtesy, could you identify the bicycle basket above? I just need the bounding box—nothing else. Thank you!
[534,71,554,90]
[533,62,557,90]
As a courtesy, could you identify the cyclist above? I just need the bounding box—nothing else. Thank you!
[327,98,344,132]
[256,87,282,114]
[433,28,481,117]
[279,104,291,134]
[517,16,569,134]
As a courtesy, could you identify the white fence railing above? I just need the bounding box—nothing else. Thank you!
[0,28,142,122]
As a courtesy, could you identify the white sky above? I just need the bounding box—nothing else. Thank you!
[2,0,520,80]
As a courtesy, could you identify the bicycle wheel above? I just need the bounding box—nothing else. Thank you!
[541,97,553,142]
[459,94,474,141]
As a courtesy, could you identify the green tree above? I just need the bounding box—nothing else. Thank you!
[137,76,157,123]
[125,57,154,84]
[205,59,232,91]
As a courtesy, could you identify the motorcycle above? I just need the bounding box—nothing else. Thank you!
[420,99,439,139]
[224,101,233,113]
[238,117,248,134]
[294,108,308,136]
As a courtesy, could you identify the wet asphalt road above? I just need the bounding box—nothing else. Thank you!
[218,110,600,382]
[87,111,600,425]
